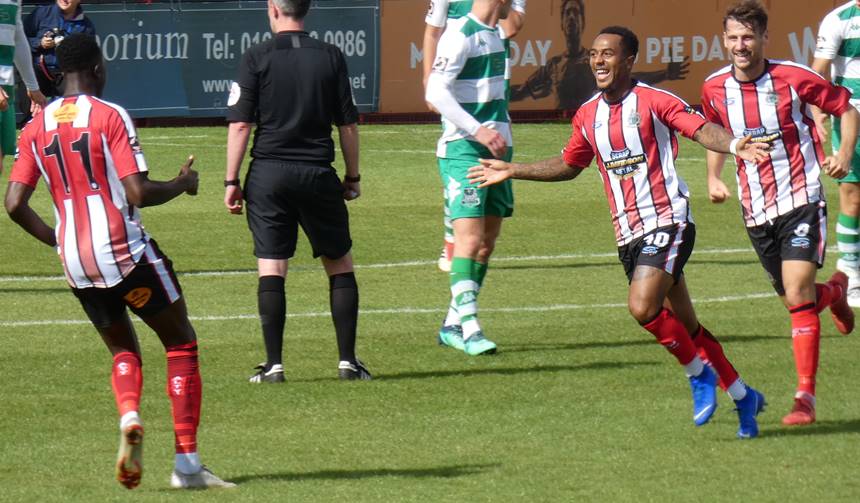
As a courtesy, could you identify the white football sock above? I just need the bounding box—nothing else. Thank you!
[175,452,202,475]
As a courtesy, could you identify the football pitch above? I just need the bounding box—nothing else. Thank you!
[1,123,859,501]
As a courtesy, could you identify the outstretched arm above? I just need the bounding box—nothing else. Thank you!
[693,123,769,163]
[467,156,583,187]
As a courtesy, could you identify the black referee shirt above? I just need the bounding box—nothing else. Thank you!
[226,31,359,164]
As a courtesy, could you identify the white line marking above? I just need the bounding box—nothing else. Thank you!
[0,247,761,283]
[0,292,774,328]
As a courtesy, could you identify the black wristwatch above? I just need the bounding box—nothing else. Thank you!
[344,174,361,183]
[224,179,240,187]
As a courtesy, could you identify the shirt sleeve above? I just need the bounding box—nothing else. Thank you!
[512,0,526,14]
[561,112,595,168]
[225,48,259,123]
[332,49,359,126]
[425,0,449,28]
[106,108,149,179]
[815,11,841,60]
[14,8,39,91]
[8,125,41,188]
[794,67,852,116]
[699,85,722,125]
[425,30,482,135]
[652,90,708,140]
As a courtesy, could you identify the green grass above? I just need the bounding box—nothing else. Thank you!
[1,124,859,502]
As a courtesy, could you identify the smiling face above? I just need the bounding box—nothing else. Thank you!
[724,18,768,78]
[589,33,633,99]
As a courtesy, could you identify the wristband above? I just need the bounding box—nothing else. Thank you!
[729,138,740,156]
[344,174,361,183]
[224,179,240,187]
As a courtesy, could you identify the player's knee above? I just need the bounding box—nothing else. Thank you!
[628,298,661,325]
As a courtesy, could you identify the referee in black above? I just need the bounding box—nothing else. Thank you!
[224,0,369,383]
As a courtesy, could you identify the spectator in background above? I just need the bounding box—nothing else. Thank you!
[24,0,95,99]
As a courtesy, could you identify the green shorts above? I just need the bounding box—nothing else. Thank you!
[438,155,514,220]
[0,85,15,157]
[832,116,860,183]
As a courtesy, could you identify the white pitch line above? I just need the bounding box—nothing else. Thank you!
[0,292,774,328]
[0,247,761,283]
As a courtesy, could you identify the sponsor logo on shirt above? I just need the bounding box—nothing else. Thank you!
[742,126,781,144]
[124,288,152,309]
[53,104,79,123]
[604,148,646,179]
[433,57,449,71]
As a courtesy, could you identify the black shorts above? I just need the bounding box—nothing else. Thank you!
[244,159,352,260]
[73,239,183,329]
[746,202,827,296]
[618,222,696,284]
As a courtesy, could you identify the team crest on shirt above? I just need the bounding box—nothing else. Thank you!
[626,112,641,128]
[124,288,152,309]
[605,148,646,179]
[742,126,781,144]
[461,187,481,207]
[53,103,79,123]
[764,92,779,105]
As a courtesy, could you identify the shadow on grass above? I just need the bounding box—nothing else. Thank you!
[687,258,760,266]
[763,419,860,438]
[343,360,660,382]
[227,462,499,484]
[0,287,67,294]
[502,333,781,354]
[491,261,615,272]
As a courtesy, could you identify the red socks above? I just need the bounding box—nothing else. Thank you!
[111,352,142,417]
[166,343,202,454]
[789,303,819,397]
[642,308,698,365]
[692,325,739,391]
[814,283,834,314]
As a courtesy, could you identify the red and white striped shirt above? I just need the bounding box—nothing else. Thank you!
[701,60,851,227]
[10,95,150,289]
[562,82,706,245]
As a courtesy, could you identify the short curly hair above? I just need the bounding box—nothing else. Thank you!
[56,34,102,73]
[724,0,768,35]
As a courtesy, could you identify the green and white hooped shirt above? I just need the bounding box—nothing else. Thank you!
[427,14,512,160]
[816,1,860,111]
[0,0,20,86]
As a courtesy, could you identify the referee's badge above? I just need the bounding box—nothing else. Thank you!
[227,82,241,107]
